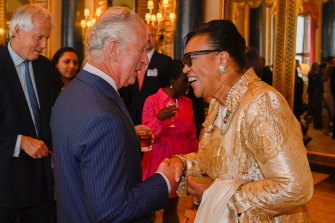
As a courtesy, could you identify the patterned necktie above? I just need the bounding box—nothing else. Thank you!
[23,60,40,137]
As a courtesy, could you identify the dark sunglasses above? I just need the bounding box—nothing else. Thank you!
[182,50,222,67]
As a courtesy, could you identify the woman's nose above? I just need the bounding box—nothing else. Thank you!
[183,65,190,73]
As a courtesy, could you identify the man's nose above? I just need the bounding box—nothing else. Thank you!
[40,38,47,49]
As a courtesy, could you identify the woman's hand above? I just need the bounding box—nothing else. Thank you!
[186,176,214,202]
[156,105,178,121]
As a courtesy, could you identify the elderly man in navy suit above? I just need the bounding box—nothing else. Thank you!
[51,7,181,223]
[0,4,55,223]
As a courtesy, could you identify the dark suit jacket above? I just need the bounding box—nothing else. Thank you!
[0,46,54,207]
[51,70,169,223]
[121,51,172,125]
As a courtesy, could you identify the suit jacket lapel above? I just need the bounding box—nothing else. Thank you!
[32,59,46,109]
[0,47,33,125]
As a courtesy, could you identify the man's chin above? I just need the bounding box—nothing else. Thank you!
[28,53,41,61]
[123,79,135,88]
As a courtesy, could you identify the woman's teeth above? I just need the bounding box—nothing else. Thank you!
[188,77,198,83]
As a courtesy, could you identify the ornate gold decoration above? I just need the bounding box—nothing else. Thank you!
[272,0,298,107]
[80,0,107,56]
[0,0,5,46]
[232,0,271,8]
[224,0,234,20]
[232,2,247,36]
[225,0,297,108]
[143,0,176,57]
[80,8,103,44]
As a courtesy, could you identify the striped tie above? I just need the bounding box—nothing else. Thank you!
[23,60,40,137]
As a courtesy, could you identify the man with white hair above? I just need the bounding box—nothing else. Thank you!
[0,4,55,223]
[51,7,181,223]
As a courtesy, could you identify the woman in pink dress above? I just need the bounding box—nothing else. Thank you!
[142,59,198,223]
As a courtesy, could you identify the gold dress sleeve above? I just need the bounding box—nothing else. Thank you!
[178,70,313,222]
[228,90,314,222]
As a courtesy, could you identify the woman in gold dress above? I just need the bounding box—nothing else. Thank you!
[171,20,313,222]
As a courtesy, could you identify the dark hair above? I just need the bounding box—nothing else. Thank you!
[183,20,247,68]
[160,59,184,88]
[325,56,335,63]
[50,47,79,94]
[51,47,78,67]
[319,63,327,70]
[308,62,319,76]
[245,47,263,77]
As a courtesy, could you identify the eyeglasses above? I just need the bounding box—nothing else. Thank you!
[182,50,222,67]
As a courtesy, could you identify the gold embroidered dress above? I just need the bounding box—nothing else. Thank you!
[179,69,313,222]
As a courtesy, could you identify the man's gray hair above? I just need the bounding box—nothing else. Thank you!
[86,6,144,62]
[10,4,52,38]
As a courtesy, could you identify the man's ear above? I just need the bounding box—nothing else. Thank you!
[107,39,120,62]
[219,51,230,66]
[13,25,21,38]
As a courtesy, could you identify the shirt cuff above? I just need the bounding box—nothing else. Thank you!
[155,172,171,194]
[13,135,22,157]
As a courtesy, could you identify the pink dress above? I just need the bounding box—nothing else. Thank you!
[141,88,198,181]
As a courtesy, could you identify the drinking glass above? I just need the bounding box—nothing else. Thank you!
[135,125,153,152]
[166,98,178,128]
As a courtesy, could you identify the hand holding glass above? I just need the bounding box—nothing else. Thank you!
[135,125,153,152]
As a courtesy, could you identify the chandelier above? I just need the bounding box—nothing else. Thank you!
[144,0,176,57]
[80,8,102,43]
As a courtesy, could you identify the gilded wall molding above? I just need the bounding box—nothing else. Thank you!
[225,0,297,108]
[272,0,297,108]
[0,0,5,46]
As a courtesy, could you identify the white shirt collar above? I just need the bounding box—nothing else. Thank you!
[147,49,154,62]
[83,63,119,94]
[7,41,25,67]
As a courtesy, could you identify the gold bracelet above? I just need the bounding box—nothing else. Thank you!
[171,155,187,172]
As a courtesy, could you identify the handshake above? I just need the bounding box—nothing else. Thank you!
[156,157,184,194]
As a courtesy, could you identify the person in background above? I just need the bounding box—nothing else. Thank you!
[307,62,324,130]
[141,59,198,223]
[260,57,273,85]
[244,47,263,78]
[51,47,79,95]
[170,20,313,222]
[328,57,335,138]
[321,62,334,135]
[51,6,181,223]
[120,24,172,125]
[186,87,205,138]
[0,4,55,222]
[294,59,311,144]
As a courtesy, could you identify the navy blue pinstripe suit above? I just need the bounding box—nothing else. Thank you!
[51,70,169,223]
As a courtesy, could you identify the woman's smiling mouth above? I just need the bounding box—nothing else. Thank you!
[188,77,198,83]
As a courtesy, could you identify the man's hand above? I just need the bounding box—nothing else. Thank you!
[186,176,213,202]
[169,156,184,182]
[20,135,49,159]
[157,158,182,193]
